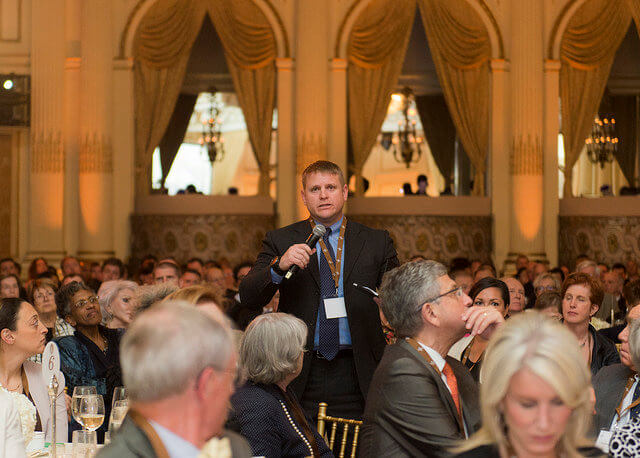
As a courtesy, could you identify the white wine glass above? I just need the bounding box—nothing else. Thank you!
[109,400,129,432]
[79,394,105,432]
[72,386,97,430]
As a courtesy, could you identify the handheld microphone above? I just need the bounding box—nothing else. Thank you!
[284,224,326,280]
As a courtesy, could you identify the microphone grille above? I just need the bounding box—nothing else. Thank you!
[312,224,327,237]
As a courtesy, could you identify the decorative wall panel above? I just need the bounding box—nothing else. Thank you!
[559,216,640,269]
[348,214,493,263]
[130,214,276,266]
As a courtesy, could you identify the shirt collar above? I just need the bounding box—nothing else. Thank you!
[416,340,446,372]
[149,420,200,458]
[313,216,343,235]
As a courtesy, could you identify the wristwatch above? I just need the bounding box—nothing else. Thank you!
[270,256,286,276]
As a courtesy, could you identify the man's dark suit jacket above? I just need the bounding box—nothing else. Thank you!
[592,363,635,434]
[239,219,399,400]
[96,416,252,458]
[359,339,481,458]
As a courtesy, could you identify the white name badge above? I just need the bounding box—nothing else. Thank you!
[324,297,347,319]
[595,429,612,453]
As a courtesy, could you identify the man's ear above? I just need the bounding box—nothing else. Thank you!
[195,367,217,400]
[421,302,439,327]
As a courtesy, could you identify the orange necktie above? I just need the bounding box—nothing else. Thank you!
[442,362,462,418]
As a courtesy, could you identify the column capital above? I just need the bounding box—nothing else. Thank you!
[330,58,348,70]
[544,59,561,72]
[112,58,134,70]
[276,57,295,70]
[490,58,510,72]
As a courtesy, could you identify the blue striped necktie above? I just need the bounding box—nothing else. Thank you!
[317,227,339,360]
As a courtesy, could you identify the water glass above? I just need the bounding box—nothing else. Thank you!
[72,429,97,458]
[72,386,98,429]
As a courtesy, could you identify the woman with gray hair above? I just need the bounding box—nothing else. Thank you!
[228,313,332,458]
[609,319,640,457]
[97,280,138,329]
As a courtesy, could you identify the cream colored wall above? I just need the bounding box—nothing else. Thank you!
[0,0,631,267]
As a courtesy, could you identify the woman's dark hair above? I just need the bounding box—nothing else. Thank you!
[623,279,640,309]
[549,267,565,283]
[55,281,94,319]
[0,297,25,332]
[469,277,510,308]
[28,257,48,280]
[534,291,562,312]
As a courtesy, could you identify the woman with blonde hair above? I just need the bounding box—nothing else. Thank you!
[454,312,603,457]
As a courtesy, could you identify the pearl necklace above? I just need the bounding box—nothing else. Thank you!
[278,400,314,456]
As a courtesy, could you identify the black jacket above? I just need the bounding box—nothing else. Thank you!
[239,219,399,400]
[228,382,333,458]
[590,324,621,376]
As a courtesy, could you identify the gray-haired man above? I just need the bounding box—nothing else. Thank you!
[98,302,251,458]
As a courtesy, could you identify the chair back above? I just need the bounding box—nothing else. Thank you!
[317,402,362,458]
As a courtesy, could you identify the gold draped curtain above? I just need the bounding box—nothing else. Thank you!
[134,0,276,195]
[560,0,630,197]
[417,0,491,196]
[347,0,416,195]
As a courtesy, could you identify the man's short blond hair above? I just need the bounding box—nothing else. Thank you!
[301,160,345,188]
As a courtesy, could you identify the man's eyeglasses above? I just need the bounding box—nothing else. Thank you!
[73,295,99,309]
[424,286,463,304]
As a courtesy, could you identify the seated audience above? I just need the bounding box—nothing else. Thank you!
[0,274,21,299]
[37,271,60,291]
[533,272,560,296]
[360,260,504,457]
[598,271,626,325]
[26,279,74,350]
[28,258,49,282]
[451,269,474,296]
[549,266,565,285]
[0,297,67,442]
[516,267,535,308]
[0,257,20,277]
[55,282,122,439]
[136,263,154,286]
[576,259,599,278]
[229,313,332,457]
[135,283,178,313]
[179,268,201,288]
[101,257,124,282]
[459,278,510,381]
[592,303,640,433]
[153,261,180,285]
[473,263,496,283]
[416,174,429,195]
[97,280,138,329]
[500,277,525,315]
[533,291,562,321]
[561,273,619,376]
[60,256,81,277]
[599,279,640,344]
[609,319,640,457]
[61,273,84,287]
[233,262,253,290]
[0,389,27,458]
[454,312,602,457]
[97,302,251,457]
[185,257,204,275]
[205,265,227,291]
[165,284,226,310]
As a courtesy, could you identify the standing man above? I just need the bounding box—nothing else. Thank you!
[240,160,399,420]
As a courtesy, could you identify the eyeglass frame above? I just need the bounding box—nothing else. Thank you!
[422,285,463,305]
[73,295,99,310]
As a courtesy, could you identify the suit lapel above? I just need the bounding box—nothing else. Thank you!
[343,220,365,283]
[400,341,465,434]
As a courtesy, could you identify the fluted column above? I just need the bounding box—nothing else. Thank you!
[28,0,66,263]
[276,57,297,227]
[507,0,546,270]
[490,59,511,271]
[295,0,329,220]
[543,59,561,267]
[328,58,348,178]
[78,0,114,260]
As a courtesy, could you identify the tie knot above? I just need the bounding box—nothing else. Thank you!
[323,227,332,240]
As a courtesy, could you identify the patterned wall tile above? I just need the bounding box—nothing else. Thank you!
[559,216,640,269]
[348,214,493,264]
[130,214,276,266]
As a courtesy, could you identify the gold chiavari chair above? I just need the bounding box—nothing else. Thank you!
[316,402,362,458]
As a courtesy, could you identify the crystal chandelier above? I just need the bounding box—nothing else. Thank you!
[386,86,424,168]
[585,115,617,168]
[198,89,225,164]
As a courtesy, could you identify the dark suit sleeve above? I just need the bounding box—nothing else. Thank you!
[377,230,399,287]
[368,357,462,457]
[238,230,281,313]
